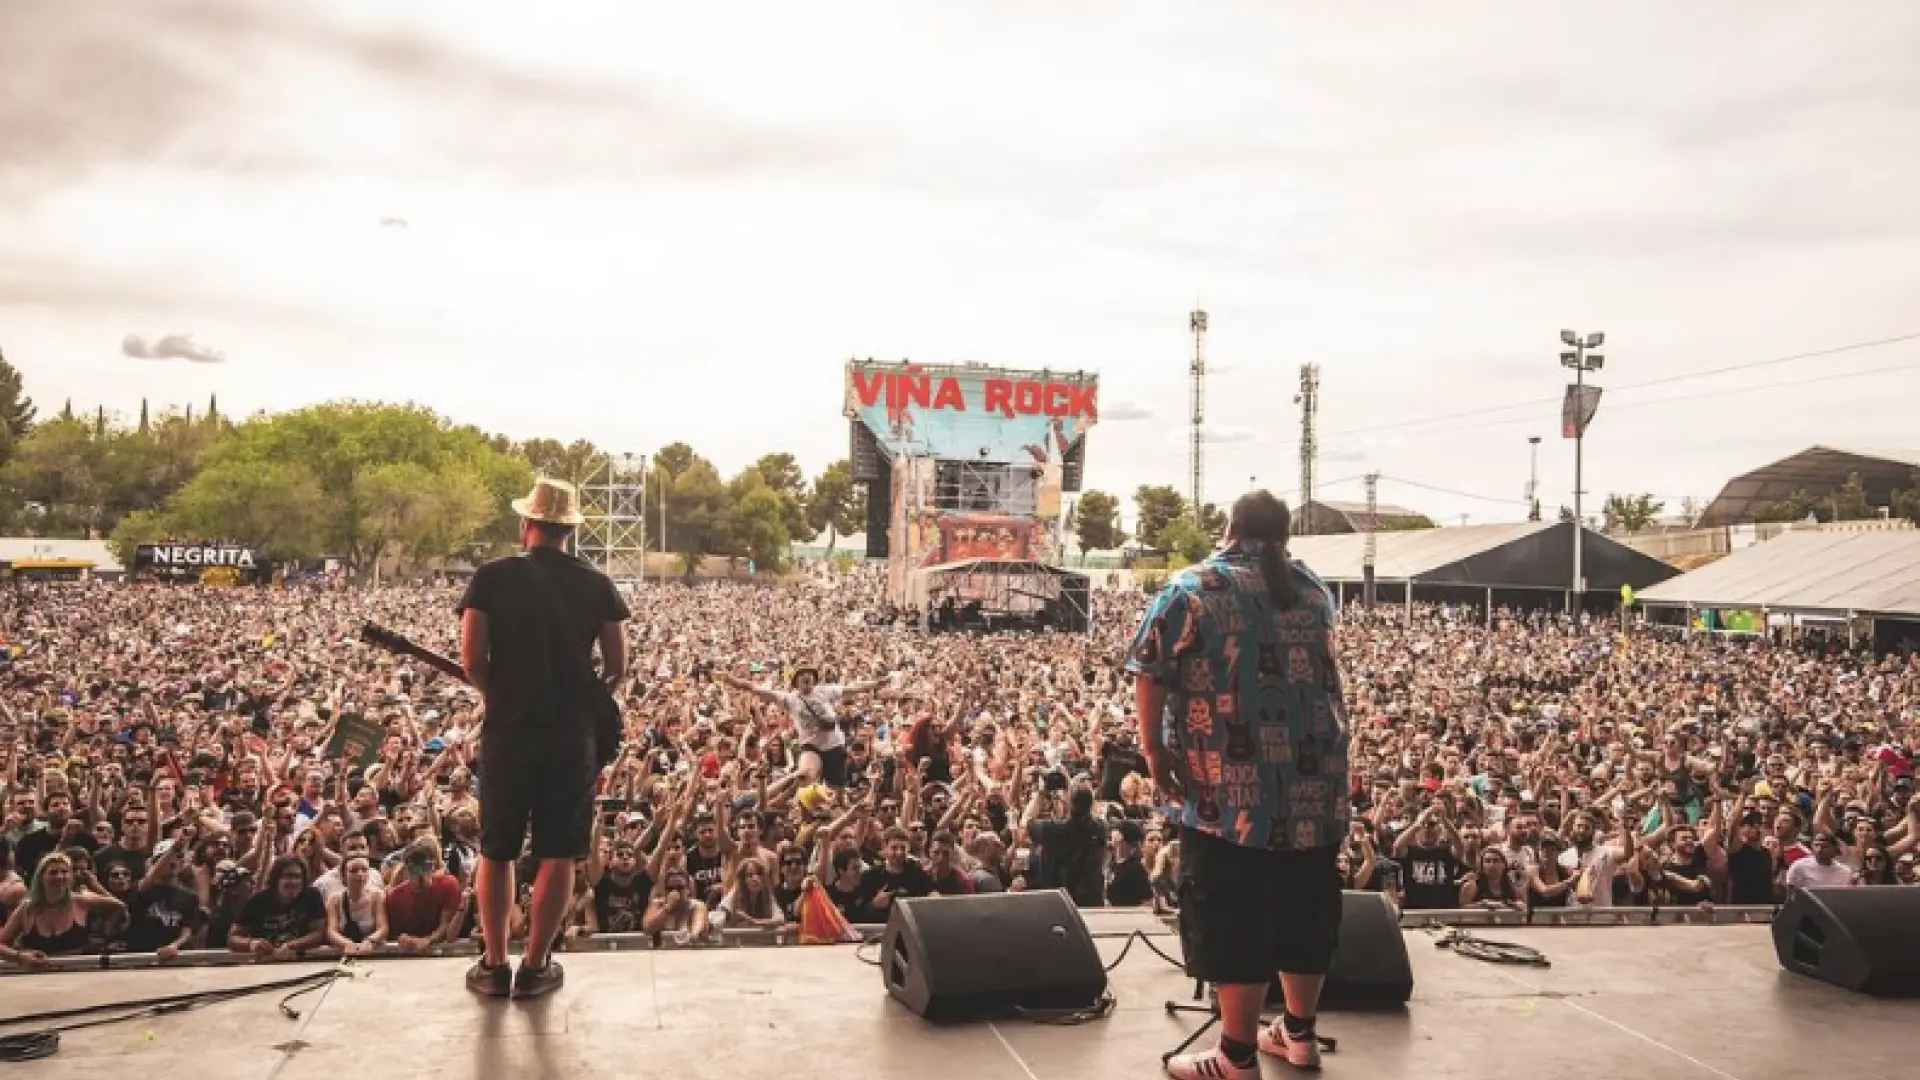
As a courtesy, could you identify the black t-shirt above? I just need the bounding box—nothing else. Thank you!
[685,846,727,900]
[1400,845,1462,910]
[594,870,653,933]
[123,885,203,953]
[239,888,326,943]
[456,548,630,733]
[14,828,59,883]
[826,878,866,922]
[1727,844,1775,905]
[95,844,150,884]
[859,860,935,913]
[1098,741,1149,802]
[1107,855,1153,907]
[1029,816,1107,907]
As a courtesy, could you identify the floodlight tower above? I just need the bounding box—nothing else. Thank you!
[1189,309,1208,516]
[1559,329,1606,613]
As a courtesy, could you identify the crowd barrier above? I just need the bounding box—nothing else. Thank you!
[0,905,1781,976]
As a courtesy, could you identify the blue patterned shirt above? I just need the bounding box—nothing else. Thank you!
[1123,541,1351,851]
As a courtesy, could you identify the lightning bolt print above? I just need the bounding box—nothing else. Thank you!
[1221,636,1241,682]
[1236,810,1253,845]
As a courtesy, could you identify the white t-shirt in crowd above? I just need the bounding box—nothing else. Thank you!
[775,686,847,751]
[1784,857,1855,891]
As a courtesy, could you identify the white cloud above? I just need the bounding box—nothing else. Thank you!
[1103,400,1153,421]
[122,334,227,364]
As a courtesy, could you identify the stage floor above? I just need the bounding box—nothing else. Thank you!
[6,916,1914,1080]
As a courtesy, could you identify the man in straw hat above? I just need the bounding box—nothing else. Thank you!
[457,477,630,1000]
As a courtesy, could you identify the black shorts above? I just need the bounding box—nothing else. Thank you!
[801,744,850,788]
[1177,827,1344,983]
[480,727,598,862]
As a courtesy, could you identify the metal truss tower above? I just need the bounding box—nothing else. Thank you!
[1296,364,1320,533]
[1189,309,1208,516]
[578,452,648,582]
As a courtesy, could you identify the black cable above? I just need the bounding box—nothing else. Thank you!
[1428,927,1550,968]
[0,963,348,1063]
[1095,929,1185,974]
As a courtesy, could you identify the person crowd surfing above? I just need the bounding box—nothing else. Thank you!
[0,482,1915,999]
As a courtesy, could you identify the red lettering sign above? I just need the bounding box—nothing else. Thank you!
[852,369,1097,419]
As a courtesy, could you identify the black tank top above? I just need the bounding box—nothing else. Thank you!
[20,913,92,955]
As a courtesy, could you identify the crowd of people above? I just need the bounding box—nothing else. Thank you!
[1,563,1915,972]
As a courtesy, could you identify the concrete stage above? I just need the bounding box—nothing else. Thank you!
[5,916,1913,1080]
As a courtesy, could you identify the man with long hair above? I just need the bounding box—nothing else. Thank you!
[1127,491,1351,1077]
[459,478,630,999]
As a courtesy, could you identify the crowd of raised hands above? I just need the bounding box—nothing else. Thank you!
[2,561,1916,970]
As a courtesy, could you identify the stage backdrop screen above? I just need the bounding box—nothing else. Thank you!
[845,361,1098,466]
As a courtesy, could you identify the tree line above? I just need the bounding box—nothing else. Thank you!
[0,353,868,578]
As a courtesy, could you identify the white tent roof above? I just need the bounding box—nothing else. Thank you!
[1636,529,1920,617]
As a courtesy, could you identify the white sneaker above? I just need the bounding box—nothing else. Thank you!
[1259,1019,1322,1070]
[1163,1047,1259,1080]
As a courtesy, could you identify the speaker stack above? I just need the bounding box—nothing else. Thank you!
[1773,886,1920,997]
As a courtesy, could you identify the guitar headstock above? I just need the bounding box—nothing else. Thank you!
[360,622,408,651]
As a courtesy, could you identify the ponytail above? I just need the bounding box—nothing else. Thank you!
[1259,541,1302,611]
[1229,490,1302,610]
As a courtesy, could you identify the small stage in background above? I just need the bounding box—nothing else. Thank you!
[7,922,1912,1080]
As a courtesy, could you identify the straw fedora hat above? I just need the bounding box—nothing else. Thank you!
[511,478,586,526]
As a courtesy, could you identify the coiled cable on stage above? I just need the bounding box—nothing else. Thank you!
[1428,927,1551,967]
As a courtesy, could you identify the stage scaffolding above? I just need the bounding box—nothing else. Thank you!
[911,558,1092,634]
[929,459,1043,516]
[578,452,648,582]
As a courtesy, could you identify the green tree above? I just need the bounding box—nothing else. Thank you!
[654,441,696,480]
[750,452,810,541]
[188,402,523,573]
[518,438,603,486]
[804,459,862,554]
[161,458,329,560]
[1829,472,1872,521]
[106,508,169,567]
[1756,489,1820,523]
[2,416,101,535]
[1158,516,1212,564]
[723,466,792,574]
[1383,515,1437,531]
[1893,474,1920,526]
[1197,502,1226,539]
[0,349,36,462]
[1072,490,1122,552]
[1558,505,1577,524]
[1602,493,1665,533]
[1133,484,1188,547]
[659,456,729,559]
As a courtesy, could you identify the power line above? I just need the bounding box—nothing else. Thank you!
[1303,356,1920,455]
[1377,475,1531,507]
[1284,330,1920,446]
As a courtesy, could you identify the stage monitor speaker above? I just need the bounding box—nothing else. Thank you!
[881,891,1108,1022]
[1267,890,1413,1010]
[1773,886,1920,997]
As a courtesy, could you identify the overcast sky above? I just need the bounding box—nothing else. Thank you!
[5,0,1919,528]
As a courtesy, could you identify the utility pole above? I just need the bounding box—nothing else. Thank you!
[1362,471,1380,608]
[1559,331,1607,614]
[1189,309,1208,519]
[1295,364,1321,533]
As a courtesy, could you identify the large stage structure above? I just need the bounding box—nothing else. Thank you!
[845,360,1097,630]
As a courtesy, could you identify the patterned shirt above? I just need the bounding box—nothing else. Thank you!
[1124,541,1351,852]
